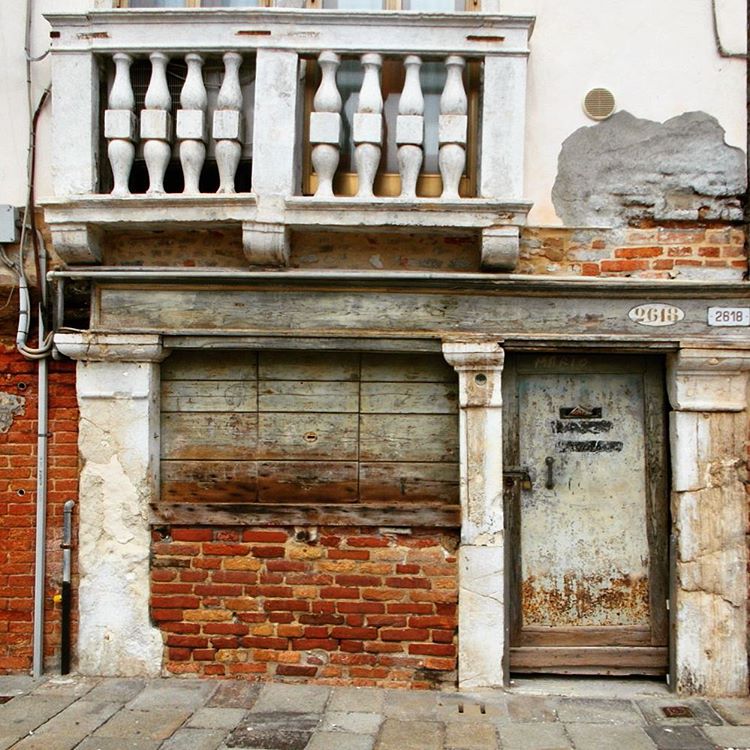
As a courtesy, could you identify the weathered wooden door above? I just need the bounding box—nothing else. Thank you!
[504,354,669,675]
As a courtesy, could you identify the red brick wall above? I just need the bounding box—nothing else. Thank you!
[0,343,79,673]
[151,526,458,688]
[518,225,746,278]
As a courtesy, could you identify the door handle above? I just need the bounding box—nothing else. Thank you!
[545,456,555,489]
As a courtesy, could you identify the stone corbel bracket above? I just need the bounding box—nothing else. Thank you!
[481,225,519,272]
[242,221,290,267]
[50,223,102,265]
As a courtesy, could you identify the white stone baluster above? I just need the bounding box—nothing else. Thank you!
[439,55,467,200]
[104,53,137,196]
[396,55,424,199]
[353,53,383,198]
[309,51,342,198]
[213,52,244,194]
[177,53,207,195]
[140,52,172,194]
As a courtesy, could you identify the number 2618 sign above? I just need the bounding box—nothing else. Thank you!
[707,307,750,327]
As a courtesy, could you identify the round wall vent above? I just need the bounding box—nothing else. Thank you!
[583,88,616,120]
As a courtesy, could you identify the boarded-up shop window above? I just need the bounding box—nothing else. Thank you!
[160,350,459,509]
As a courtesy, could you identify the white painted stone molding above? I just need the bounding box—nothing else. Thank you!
[105,53,137,197]
[481,225,520,272]
[49,224,102,265]
[54,333,169,364]
[439,55,467,200]
[242,221,290,267]
[213,52,244,195]
[177,53,208,196]
[311,51,342,198]
[353,53,384,199]
[141,52,173,195]
[442,340,504,408]
[667,347,750,412]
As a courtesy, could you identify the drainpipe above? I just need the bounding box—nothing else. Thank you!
[60,500,74,675]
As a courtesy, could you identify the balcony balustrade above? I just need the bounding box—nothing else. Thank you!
[43,8,533,270]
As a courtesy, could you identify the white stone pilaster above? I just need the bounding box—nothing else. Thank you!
[55,333,168,677]
[667,347,750,696]
[443,340,506,689]
[52,52,99,196]
[479,55,527,200]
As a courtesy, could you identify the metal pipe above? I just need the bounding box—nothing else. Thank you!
[60,500,75,675]
[32,313,47,679]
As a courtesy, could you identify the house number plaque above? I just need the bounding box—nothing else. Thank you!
[707,307,750,327]
[628,303,685,327]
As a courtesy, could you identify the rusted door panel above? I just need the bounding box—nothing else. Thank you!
[506,354,668,674]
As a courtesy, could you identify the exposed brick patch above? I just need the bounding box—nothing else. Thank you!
[151,526,458,689]
[0,344,79,674]
[518,225,746,278]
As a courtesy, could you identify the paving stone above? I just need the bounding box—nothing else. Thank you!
[250,683,330,715]
[320,711,382,734]
[565,723,657,750]
[638,698,724,726]
[93,708,191,741]
[444,720,498,748]
[644,725,716,750]
[505,695,559,723]
[555,698,642,724]
[306,731,376,750]
[712,699,750,726]
[703,725,750,748]
[10,700,122,750]
[32,676,99,698]
[0,675,38,696]
[383,689,439,720]
[328,687,386,714]
[74,737,162,750]
[84,678,146,704]
[437,694,509,723]
[127,679,216,711]
[225,711,320,749]
[0,695,76,737]
[160,727,228,750]
[188,707,248,730]
[375,719,442,750]
[497,722,571,750]
[208,681,262,709]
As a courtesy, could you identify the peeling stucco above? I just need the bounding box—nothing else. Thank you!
[0,391,25,432]
[552,111,746,226]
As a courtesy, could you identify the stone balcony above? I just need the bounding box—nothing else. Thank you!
[43,8,533,270]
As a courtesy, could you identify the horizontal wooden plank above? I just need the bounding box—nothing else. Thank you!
[518,625,655,648]
[258,380,359,413]
[360,414,458,462]
[258,461,358,503]
[258,412,358,460]
[361,353,455,383]
[258,351,359,381]
[359,462,459,503]
[151,502,461,527]
[160,460,257,503]
[161,380,257,412]
[162,350,257,381]
[360,382,458,414]
[161,413,257,460]
[509,646,668,672]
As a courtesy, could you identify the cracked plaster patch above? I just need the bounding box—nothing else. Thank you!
[0,392,25,432]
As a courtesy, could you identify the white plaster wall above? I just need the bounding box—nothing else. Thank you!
[501,0,747,224]
[0,0,746,225]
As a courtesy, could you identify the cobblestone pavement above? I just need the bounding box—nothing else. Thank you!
[1,674,750,750]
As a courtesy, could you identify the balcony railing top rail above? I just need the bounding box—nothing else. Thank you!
[46,9,534,57]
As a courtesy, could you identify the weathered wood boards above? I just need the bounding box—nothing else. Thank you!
[159,350,459,517]
[96,282,750,342]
